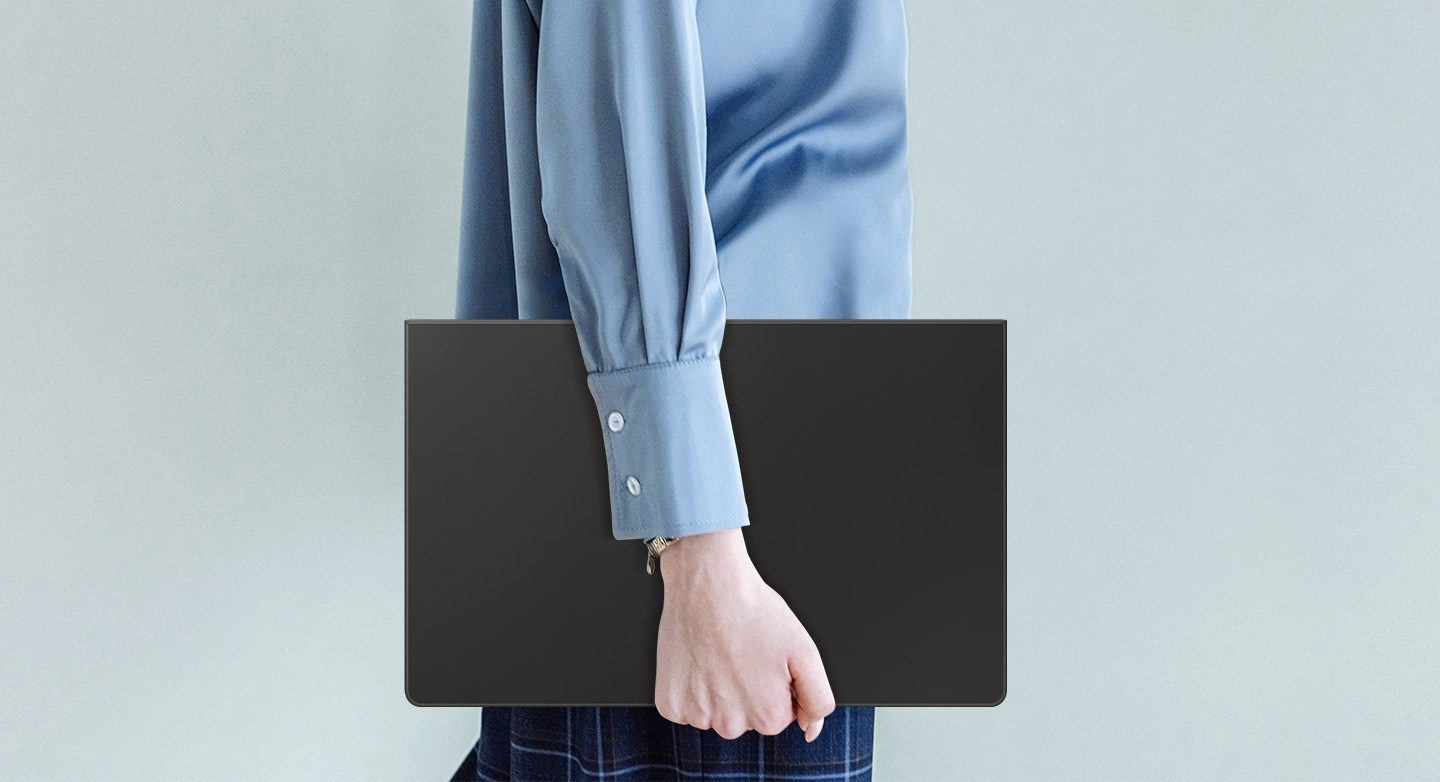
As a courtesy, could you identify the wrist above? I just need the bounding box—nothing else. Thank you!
[658,528,751,584]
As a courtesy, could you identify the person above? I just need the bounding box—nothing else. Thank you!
[451,0,912,779]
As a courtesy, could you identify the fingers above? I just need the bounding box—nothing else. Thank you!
[752,702,796,737]
[790,683,824,742]
[789,649,836,742]
[656,694,796,739]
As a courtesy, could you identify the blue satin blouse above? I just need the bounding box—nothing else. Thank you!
[455,0,913,542]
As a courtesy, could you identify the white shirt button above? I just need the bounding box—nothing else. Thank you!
[607,411,625,432]
[625,475,641,495]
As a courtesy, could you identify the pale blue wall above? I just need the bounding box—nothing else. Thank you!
[1,1,1436,779]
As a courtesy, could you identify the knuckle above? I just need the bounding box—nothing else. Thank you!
[755,713,791,736]
[653,696,680,724]
[713,719,744,740]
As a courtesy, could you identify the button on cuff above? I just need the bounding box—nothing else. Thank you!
[587,356,751,542]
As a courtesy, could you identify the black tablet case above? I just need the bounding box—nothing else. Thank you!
[405,320,1005,707]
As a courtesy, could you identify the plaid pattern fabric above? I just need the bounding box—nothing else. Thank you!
[450,706,875,781]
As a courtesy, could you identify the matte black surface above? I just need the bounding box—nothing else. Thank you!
[405,320,1005,707]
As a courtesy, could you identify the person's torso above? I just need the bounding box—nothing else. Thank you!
[457,0,913,322]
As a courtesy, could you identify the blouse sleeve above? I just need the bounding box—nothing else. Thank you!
[532,0,751,542]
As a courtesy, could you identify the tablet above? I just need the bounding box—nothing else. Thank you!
[405,319,1005,707]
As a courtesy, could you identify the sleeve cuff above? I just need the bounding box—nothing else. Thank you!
[586,356,751,541]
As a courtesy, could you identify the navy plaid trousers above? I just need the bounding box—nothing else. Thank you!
[450,706,875,781]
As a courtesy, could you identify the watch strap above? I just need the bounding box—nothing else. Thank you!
[643,536,679,575]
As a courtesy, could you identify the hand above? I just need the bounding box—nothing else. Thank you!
[653,529,835,742]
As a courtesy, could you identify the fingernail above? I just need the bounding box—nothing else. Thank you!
[805,717,824,742]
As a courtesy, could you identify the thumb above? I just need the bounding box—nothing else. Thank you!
[789,650,836,742]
